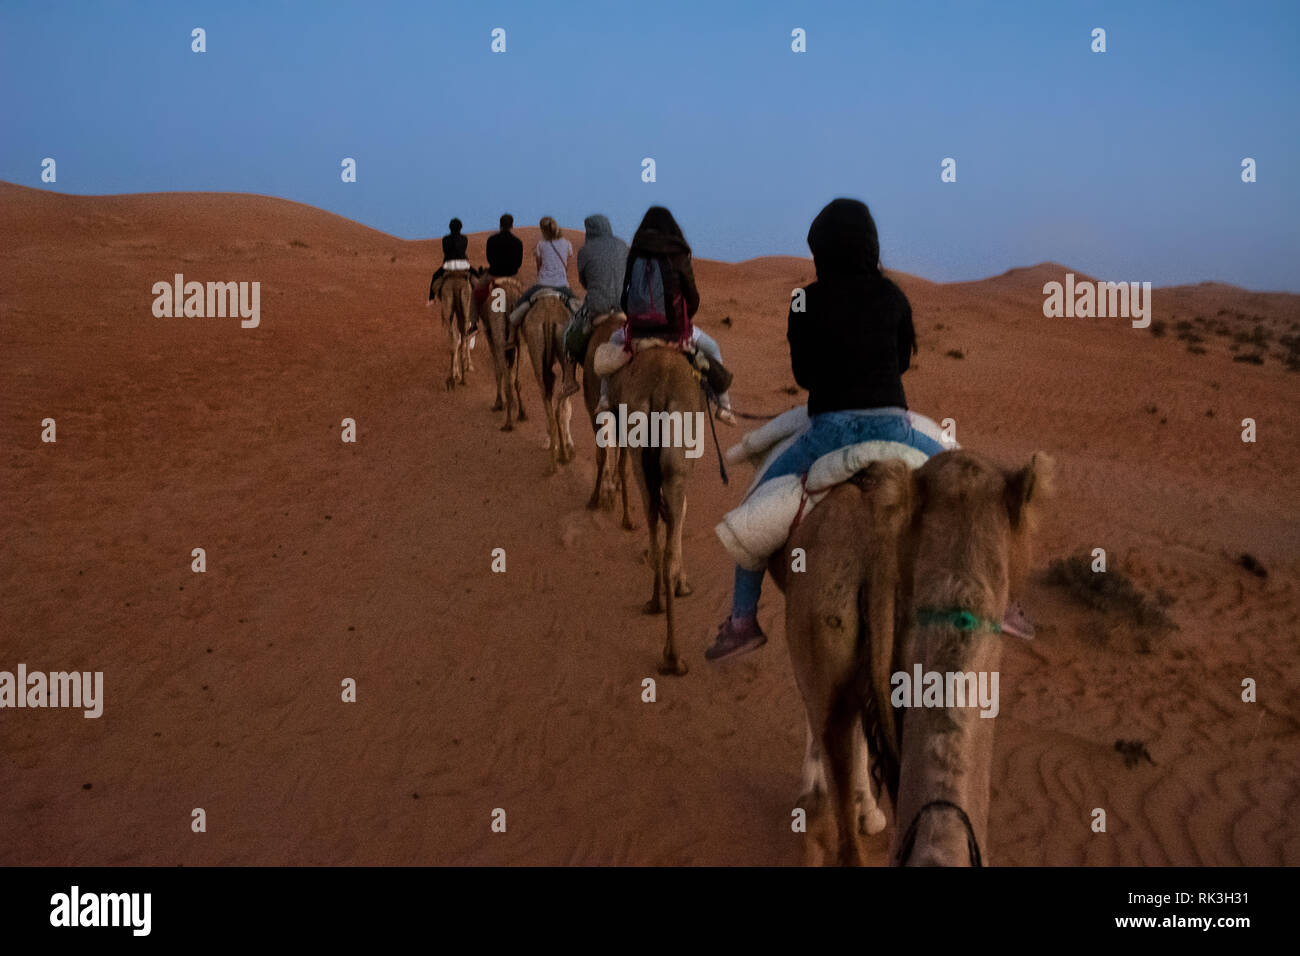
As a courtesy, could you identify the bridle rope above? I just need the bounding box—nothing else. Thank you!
[895,799,983,867]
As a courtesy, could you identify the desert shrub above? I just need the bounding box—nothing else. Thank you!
[1045,553,1176,633]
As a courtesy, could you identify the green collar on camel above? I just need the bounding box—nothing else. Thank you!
[915,607,1003,635]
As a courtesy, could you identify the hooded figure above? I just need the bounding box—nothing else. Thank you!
[704,198,941,663]
[576,215,629,315]
[620,206,700,324]
[788,198,916,414]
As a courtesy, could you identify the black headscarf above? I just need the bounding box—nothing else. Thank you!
[807,199,880,281]
[631,206,691,257]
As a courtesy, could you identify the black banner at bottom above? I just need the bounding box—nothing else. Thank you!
[0,866,1278,943]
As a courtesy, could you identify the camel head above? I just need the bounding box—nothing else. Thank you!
[888,449,1054,866]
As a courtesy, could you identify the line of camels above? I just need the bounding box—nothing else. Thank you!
[433,271,1055,867]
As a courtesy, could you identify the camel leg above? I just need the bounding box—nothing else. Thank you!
[658,470,689,675]
[799,718,829,809]
[504,336,523,428]
[526,330,559,474]
[462,319,473,382]
[824,695,867,866]
[444,317,457,392]
[672,496,692,597]
[559,393,576,464]
[637,452,663,615]
[512,344,527,422]
[798,717,833,867]
[852,717,887,835]
[617,446,635,531]
[599,444,617,509]
[484,308,506,413]
[588,442,607,510]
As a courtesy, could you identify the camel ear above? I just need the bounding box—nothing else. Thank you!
[1005,452,1055,531]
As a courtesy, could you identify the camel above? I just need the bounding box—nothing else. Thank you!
[890,450,1052,867]
[609,347,706,676]
[771,449,1053,866]
[519,293,576,474]
[582,311,634,528]
[477,277,527,430]
[769,459,913,866]
[431,272,475,391]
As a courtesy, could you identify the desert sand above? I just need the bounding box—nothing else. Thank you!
[1,182,1296,865]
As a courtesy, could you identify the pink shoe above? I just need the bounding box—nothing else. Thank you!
[705,615,767,662]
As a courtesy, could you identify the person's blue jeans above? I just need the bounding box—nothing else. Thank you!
[730,409,946,619]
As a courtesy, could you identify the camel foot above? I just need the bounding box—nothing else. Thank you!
[621,518,637,532]
[858,804,887,836]
[517,409,527,422]
[500,423,514,432]
[444,378,455,392]
[586,496,600,510]
[491,398,504,411]
[658,655,689,677]
[674,579,693,598]
[642,597,663,615]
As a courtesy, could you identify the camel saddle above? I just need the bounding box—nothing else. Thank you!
[593,336,694,377]
[431,270,473,301]
[714,407,953,570]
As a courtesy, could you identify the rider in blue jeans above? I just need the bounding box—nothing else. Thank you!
[705,199,1033,662]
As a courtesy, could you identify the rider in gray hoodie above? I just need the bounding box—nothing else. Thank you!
[561,214,630,396]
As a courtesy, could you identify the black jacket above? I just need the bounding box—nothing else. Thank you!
[441,232,468,261]
[787,199,916,414]
[486,230,524,277]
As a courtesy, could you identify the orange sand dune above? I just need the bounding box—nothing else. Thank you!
[1,183,1296,865]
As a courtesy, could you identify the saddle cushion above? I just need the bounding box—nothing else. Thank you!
[714,407,953,571]
[592,336,685,377]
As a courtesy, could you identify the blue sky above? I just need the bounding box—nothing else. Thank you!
[3,0,1297,289]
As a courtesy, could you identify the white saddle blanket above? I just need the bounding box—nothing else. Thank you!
[443,260,471,271]
[714,406,952,571]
